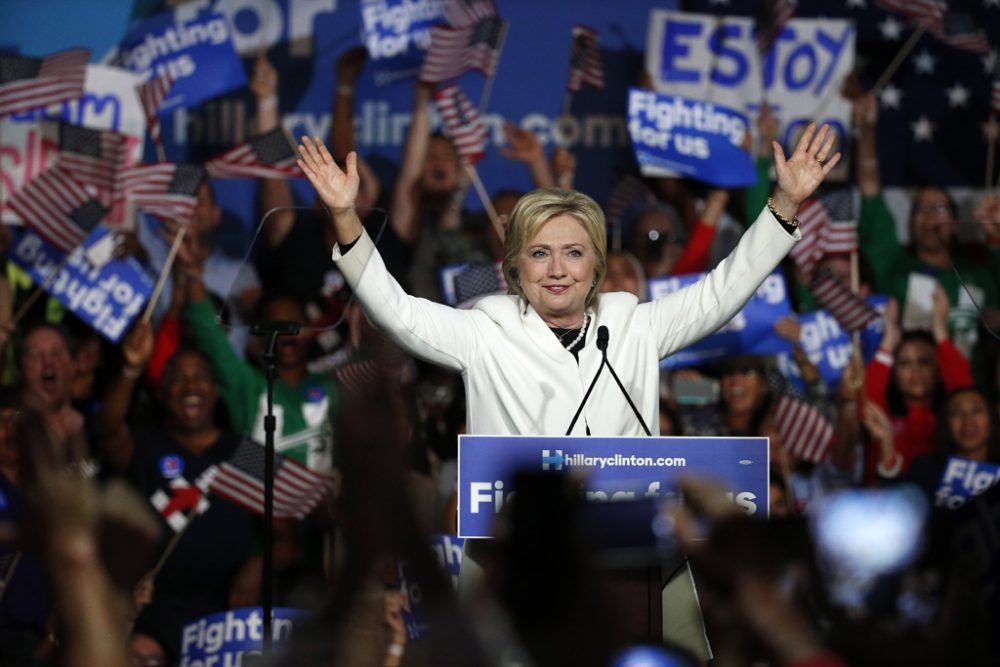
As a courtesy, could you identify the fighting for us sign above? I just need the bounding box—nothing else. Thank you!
[646,10,855,179]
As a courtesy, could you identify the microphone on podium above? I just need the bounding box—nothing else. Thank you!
[565,326,652,436]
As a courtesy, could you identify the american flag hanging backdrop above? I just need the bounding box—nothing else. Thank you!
[772,395,835,463]
[567,25,605,92]
[205,128,300,180]
[419,16,505,83]
[48,122,128,191]
[208,439,332,520]
[433,84,487,165]
[117,163,205,224]
[0,48,89,116]
[7,168,107,253]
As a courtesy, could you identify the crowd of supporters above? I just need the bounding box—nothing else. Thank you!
[0,47,999,666]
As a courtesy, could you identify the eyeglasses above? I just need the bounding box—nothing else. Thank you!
[915,202,950,215]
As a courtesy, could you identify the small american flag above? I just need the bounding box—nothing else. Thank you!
[567,25,604,92]
[205,128,300,180]
[772,395,835,464]
[875,0,945,28]
[136,70,175,154]
[47,122,128,191]
[788,198,830,274]
[928,12,990,54]
[433,84,487,165]
[419,16,505,83]
[118,162,205,224]
[7,167,107,253]
[445,0,497,28]
[455,262,505,305]
[0,48,89,116]
[755,0,796,56]
[817,190,857,256]
[208,439,332,519]
[810,271,879,333]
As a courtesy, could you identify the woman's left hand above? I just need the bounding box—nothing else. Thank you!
[771,123,841,220]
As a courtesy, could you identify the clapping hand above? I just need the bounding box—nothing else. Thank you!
[771,123,841,220]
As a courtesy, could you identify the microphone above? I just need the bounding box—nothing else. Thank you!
[600,327,652,436]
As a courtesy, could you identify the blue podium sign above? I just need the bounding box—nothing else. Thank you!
[458,435,768,539]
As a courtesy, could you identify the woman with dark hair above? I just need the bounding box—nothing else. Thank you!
[862,295,973,483]
[901,386,1000,501]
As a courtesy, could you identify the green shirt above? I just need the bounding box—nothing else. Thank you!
[185,299,340,470]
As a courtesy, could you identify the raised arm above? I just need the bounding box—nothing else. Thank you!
[646,123,841,357]
[298,137,479,371]
[95,321,153,471]
[251,55,296,248]
[390,82,434,244]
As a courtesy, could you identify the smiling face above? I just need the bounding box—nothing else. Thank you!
[20,327,73,411]
[161,351,218,434]
[721,368,767,417]
[946,390,991,458]
[516,214,597,327]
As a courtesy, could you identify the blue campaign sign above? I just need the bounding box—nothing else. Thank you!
[627,89,755,187]
[398,532,464,641]
[776,296,885,390]
[458,435,768,539]
[9,228,154,343]
[933,457,1000,510]
[649,271,793,369]
[180,607,307,665]
[118,8,247,111]
[360,0,447,82]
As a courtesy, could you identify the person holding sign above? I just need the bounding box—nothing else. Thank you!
[296,124,837,655]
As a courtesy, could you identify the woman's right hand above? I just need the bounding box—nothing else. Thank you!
[880,297,900,352]
[297,137,359,211]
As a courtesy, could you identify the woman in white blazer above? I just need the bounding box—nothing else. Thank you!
[296,125,840,660]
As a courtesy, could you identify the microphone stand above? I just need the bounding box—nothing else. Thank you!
[249,319,301,657]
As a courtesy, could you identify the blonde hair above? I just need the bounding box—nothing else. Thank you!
[502,188,608,311]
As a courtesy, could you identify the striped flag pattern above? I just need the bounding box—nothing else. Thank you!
[433,84,487,165]
[205,128,300,180]
[208,439,332,519]
[49,122,127,191]
[875,0,946,28]
[755,0,796,56]
[136,70,174,153]
[772,395,835,463]
[445,0,497,28]
[0,48,89,116]
[419,16,504,83]
[789,198,830,273]
[118,163,205,224]
[7,167,106,253]
[567,25,605,92]
[992,77,1000,114]
[810,272,880,332]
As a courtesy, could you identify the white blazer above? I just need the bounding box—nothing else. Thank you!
[332,206,797,437]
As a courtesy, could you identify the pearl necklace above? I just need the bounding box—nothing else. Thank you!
[557,315,589,350]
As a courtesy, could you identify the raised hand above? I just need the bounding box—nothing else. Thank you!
[772,123,841,220]
[880,297,900,352]
[297,137,359,211]
[122,321,154,372]
[249,54,278,101]
[499,121,544,165]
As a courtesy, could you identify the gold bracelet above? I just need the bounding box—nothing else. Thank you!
[767,196,799,228]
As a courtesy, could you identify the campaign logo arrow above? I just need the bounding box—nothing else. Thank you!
[541,449,565,470]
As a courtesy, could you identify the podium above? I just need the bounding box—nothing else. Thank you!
[456,435,768,658]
